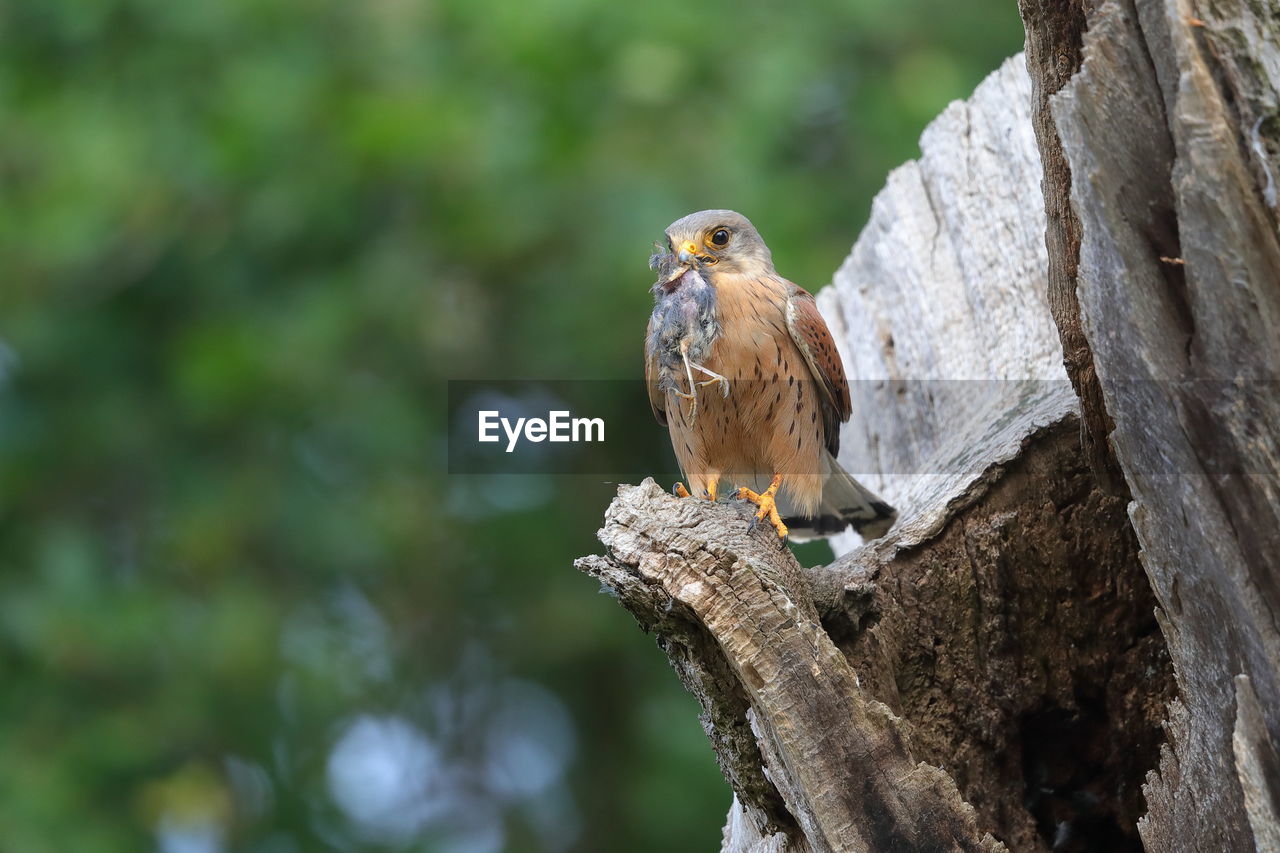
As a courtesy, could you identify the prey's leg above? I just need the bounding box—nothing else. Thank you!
[690,363,730,398]
[675,339,700,424]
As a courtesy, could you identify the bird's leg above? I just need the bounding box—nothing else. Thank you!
[737,473,789,540]
[689,362,730,398]
[672,482,691,498]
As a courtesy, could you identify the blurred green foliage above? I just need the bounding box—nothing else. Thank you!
[0,0,1022,850]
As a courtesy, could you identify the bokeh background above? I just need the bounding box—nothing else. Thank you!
[0,1,1023,850]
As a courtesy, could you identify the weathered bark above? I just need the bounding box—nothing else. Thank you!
[581,413,1171,852]
[577,9,1280,848]
[1023,1,1280,851]
[578,482,1003,853]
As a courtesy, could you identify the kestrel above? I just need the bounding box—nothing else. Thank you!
[644,209,896,541]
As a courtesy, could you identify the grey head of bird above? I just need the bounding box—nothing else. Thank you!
[649,209,776,287]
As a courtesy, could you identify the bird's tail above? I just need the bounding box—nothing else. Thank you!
[782,450,897,542]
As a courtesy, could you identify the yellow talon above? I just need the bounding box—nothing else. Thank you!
[675,479,719,501]
[736,473,789,540]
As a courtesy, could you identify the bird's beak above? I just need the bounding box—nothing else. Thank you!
[676,240,699,265]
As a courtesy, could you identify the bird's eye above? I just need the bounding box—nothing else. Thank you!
[709,229,730,246]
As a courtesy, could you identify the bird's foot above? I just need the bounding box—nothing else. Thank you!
[736,474,788,541]
[673,479,720,501]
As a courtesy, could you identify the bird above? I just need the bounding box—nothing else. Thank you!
[644,209,897,541]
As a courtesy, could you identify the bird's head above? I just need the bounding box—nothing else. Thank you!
[649,209,774,288]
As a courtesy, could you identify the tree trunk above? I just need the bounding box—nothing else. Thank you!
[577,5,1280,848]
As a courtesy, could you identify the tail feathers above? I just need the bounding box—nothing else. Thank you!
[783,452,897,542]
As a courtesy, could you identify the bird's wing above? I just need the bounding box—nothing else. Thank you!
[784,282,851,456]
[644,314,668,426]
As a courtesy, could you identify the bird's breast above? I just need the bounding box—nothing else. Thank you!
[700,274,790,379]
